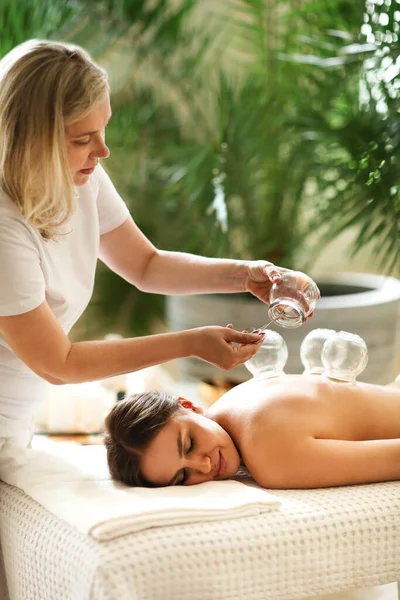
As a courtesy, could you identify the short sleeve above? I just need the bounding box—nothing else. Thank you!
[94,164,130,235]
[0,215,45,316]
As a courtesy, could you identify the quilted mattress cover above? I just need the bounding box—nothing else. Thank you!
[0,480,399,600]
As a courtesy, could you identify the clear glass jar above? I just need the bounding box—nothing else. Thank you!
[268,271,319,328]
[300,328,336,375]
[245,330,288,380]
[321,330,368,383]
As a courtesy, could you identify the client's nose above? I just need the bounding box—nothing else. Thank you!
[187,454,212,475]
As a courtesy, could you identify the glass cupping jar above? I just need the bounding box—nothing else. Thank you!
[245,330,288,380]
[300,328,336,375]
[321,330,368,383]
[268,271,319,328]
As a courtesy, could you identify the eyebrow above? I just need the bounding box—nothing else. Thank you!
[73,114,112,138]
[166,430,184,486]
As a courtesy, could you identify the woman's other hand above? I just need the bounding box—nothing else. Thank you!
[244,261,320,318]
[188,326,264,370]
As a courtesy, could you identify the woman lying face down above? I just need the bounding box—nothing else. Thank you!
[104,375,400,489]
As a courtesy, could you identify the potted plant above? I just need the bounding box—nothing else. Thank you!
[4,0,398,382]
[163,0,400,385]
[88,0,400,384]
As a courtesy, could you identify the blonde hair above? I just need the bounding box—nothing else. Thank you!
[0,39,109,239]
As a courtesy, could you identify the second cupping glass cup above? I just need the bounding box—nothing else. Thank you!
[300,328,337,375]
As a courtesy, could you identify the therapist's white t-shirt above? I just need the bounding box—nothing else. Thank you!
[0,164,130,423]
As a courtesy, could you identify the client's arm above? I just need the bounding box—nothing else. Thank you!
[386,373,400,389]
[254,437,400,489]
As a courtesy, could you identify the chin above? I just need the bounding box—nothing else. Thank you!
[226,448,241,478]
[73,173,90,186]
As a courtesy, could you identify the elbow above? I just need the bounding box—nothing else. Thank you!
[252,461,321,490]
[253,472,291,490]
[254,472,312,490]
[41,370,85,385]
[134,247,160,292]
[37,349,75,386]
[47,375,68,386]
[39,370,69,385]
[41,365,82,385]
[251,464,290,490]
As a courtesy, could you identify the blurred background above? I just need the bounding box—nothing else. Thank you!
[2,13,399,600]
[1,0,399,342]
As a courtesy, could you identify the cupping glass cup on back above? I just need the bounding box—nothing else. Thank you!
[300,328,336,375]
[245,330,288,380]
[268,271,319,329]
[321,330,368,383]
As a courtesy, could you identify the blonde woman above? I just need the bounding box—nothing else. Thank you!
[0,39,317,447]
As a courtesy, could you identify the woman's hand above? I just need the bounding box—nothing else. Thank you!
[243,261,286,304]
[243,261,320,319]
[188,326,265,370]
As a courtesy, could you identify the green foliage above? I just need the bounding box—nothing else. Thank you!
[277,0,400,273]
[0,0,79,54]
[1,0,399,338]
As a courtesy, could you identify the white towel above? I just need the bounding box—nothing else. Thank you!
[0,441,281,541]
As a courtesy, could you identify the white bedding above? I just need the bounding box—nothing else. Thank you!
[1,477,400,600]
[0,442,280,540]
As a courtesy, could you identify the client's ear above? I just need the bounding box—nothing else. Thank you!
[177,397,204,414]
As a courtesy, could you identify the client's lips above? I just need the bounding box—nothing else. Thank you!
[217,450,227,478]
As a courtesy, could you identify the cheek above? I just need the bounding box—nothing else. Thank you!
[207,421,229,444]
[216,428,241,472]
[67,145,88,169]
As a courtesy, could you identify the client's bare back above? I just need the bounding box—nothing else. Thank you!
[209,375,400,489]
[210,375,400,441]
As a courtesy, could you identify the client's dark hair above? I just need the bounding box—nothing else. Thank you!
[104,391,181,487]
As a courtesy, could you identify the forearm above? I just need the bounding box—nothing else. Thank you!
[0,301,264,386]
[59,331,192,384]
[140,250,253,295]
[257,437,400,489]
[100,216,282,298]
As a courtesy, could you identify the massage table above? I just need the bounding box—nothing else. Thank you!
[0,444,399,600]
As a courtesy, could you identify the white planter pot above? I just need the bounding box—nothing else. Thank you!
[166,273,400,385]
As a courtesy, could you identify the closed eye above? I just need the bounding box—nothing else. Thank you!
[186,437,194,454]
[179,469,188,485]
